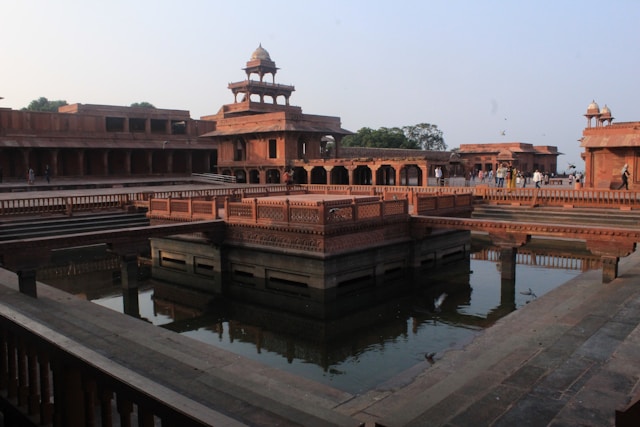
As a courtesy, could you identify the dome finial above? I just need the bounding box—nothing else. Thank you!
[250,44,271,61]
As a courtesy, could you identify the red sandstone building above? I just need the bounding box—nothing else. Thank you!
[1,45,563,185]
[580,100,639,190]
[456,142,560,176]
[0,104,217,179]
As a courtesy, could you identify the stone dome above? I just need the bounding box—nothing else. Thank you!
[586,100,600,115]
[600,104,612,117]
[250,44,271,61]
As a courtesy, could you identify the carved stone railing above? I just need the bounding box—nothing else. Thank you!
[225,196,409,230]
[0,301,239,427]
[474,187,640,209]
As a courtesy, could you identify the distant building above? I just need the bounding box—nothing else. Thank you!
[456,143,560,175]
[580,101,639,189]
[0,103,217,179]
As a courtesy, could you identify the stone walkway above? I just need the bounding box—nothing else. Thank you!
[338,250,640,426]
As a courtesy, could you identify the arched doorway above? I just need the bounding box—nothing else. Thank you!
[330,166,349,185]
[376,165,396,185]
[353,165,372,185]
[249,169,260,183]
[292,167,307,184]
[310,167,327,184]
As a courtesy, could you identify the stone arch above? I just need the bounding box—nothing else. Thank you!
[310,166,327,184]
[266,168,280,184]
[353,165,372,185]
[401,164,423,186]
[330,166,349,185]
[292,166,307,184]
[376,165,396,185]
[249,169,260,183]
[234,169,247,183]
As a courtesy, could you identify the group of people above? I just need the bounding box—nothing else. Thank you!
[470,164,554,189]
[26,165,51,185]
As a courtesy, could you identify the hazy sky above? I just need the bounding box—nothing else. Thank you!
[3,0,639,172]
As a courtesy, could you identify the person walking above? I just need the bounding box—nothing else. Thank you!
[533,169,542,188]
[619,164,630,190]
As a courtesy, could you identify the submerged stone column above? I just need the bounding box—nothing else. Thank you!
[120,254,139,290]
[17,269,37,298]
[601,255,619,283]
[499,247,517,281]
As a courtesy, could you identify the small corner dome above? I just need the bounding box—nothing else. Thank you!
[586,100,600,114]
[250,44,271,61]
[600,104,612,117]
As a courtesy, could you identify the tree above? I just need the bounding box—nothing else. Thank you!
[342,127,419,149]
[403,123,446,151]
[22,97,68,112]
[130,102,156,108]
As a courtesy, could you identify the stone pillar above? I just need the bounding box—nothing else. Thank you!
[124,150,131,174]
[347,166,355,186]
[499,247,517,281]
[102,150,109,176]
[17,269,37,298]
[147,151,153,174]
[50,149,59,178]
[601,255,619,283]
[420,165,429,186]
[371,165,380,186]
[325,166,333,184]
[166,151,174,174]
[120,254,139,290]
[78,150,85,176]
[185,151,193,174]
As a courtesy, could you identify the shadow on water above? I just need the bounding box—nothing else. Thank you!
[38,236,599,394]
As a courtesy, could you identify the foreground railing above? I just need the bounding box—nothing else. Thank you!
[0,301,238,427]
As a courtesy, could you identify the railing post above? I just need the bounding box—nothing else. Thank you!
[252,198,258,223]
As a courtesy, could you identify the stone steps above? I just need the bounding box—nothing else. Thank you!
[472,204,640,228]
[0,212,150,241]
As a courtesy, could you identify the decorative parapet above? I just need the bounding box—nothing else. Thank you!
[225,195,408,231]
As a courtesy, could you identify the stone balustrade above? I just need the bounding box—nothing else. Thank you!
[0,299,233,427]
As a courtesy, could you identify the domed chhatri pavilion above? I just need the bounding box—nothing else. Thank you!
[580,100,640,189]
[199,45,462,186]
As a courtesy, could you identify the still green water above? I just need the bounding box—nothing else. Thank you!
[87,243,588,395]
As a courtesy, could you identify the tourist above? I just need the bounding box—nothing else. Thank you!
[28,167,34,185]
[533,169,542,188]
[45,165,51,184]
[488,170,493,185]
[283,170,292,186]
[506,164,514,188]
[496,164,505,187]
[619,164,630,190]
[435,166,443,186]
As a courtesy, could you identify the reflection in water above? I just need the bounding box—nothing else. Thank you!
[40,237,595,395]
